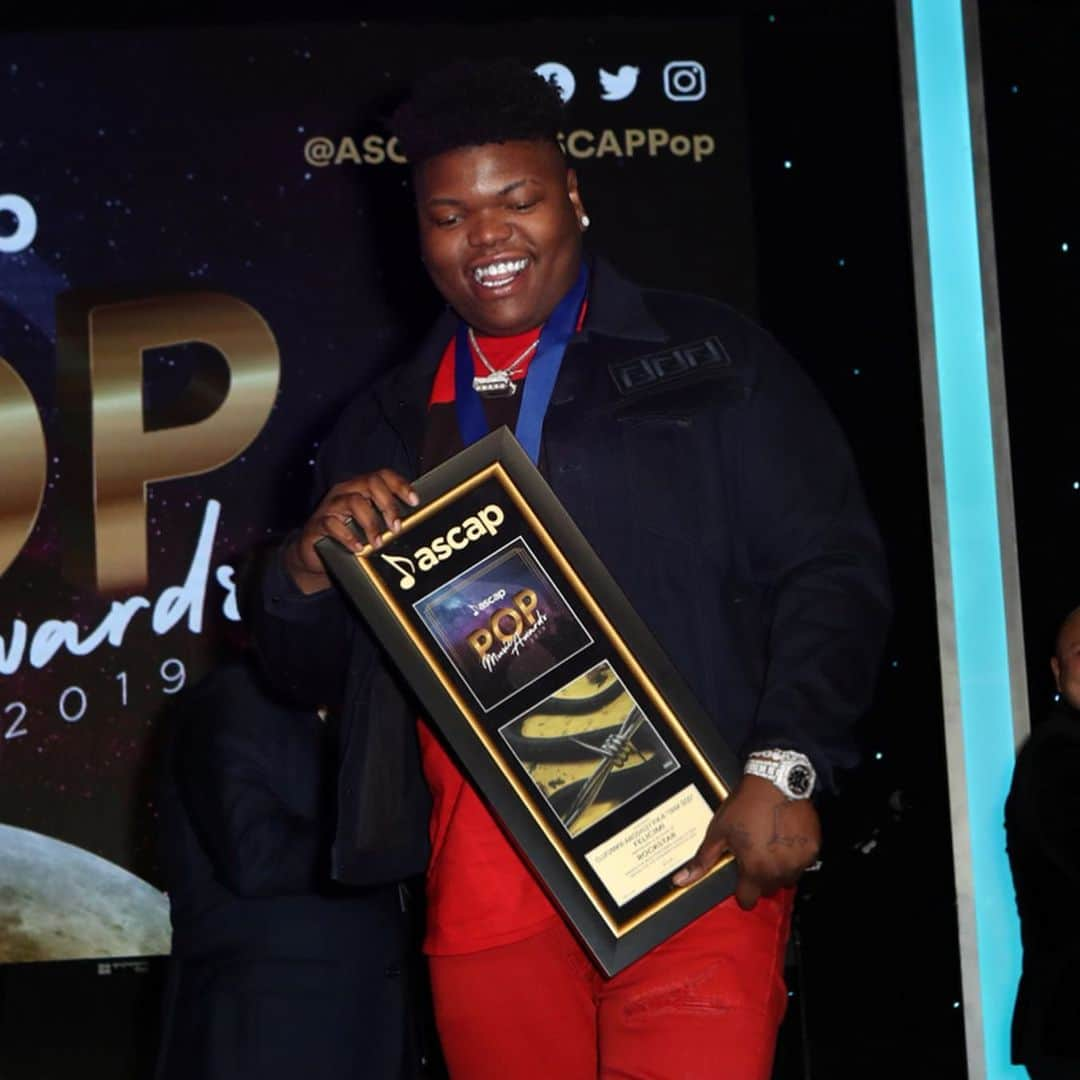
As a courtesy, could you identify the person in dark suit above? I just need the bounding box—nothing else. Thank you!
[1007,607,1080,1079]
[154,660,416,1080]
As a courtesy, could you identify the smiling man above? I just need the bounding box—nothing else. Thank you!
[417,139,584,338]
[254,59,889,1079]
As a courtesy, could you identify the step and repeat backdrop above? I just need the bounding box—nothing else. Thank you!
[0,19,758,963]
[2,9,984,1077]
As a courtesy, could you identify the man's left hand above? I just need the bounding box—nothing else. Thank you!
[672,774,821,910]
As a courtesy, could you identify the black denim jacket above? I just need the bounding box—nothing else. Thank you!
[253,256,891,886]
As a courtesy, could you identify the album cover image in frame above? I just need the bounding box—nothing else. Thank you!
[499,661,679,839]
[414,538,592,713]
[316,427,742,975]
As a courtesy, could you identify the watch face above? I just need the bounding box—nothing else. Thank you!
[787,765,813,797]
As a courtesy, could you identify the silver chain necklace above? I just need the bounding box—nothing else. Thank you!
[468,327,539,398]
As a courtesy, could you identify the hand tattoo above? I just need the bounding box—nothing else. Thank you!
[769,799,811,851]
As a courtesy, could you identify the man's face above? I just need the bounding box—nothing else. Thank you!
[414,139,586,337]
[1052,609,1080,709]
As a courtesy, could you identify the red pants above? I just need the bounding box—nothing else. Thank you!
[428,891,793,1080]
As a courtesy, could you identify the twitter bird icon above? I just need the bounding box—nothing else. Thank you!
[599,66,639,102]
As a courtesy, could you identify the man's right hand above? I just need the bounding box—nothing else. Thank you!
[283,469,419,594]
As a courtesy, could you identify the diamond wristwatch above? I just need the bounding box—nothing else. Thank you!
[744,750,816,799]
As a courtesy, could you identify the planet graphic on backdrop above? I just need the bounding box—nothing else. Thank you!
[0,825,170,963]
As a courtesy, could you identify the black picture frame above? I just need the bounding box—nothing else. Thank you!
[316,427,741,975]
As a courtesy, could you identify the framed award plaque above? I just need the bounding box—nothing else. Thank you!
[316,427,741,975]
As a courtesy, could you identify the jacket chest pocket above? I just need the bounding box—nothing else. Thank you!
[613,412,699,542]
[543,366,745,576]
[605,375,744,545]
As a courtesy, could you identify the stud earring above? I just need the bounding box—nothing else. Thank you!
[580,214,591,231]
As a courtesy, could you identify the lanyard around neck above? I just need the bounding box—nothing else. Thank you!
[453,263,588,465]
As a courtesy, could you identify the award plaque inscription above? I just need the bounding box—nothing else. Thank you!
[317,427,741,975]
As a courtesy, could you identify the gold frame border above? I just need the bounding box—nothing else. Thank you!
[357,462,733,938]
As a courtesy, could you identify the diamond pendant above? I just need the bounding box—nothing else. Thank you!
[472,372,518,398]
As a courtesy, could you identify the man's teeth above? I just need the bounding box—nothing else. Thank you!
[473,258,528,286]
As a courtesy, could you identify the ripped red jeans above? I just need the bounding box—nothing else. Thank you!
[428,890,793,1080]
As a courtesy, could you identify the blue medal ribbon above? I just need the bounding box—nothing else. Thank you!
[454,262,588,465]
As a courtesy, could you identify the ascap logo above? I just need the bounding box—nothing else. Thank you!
[468,589,507,617]
[379,504,505,591]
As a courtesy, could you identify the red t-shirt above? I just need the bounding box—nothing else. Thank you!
[419,327,560,955]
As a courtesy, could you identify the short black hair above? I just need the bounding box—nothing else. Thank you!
[390,58,565,166]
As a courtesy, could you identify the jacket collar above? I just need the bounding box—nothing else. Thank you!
[373,255,668,467]
[373,308,456,471]
[578,254,668,345]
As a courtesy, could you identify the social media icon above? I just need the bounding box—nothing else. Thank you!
[0,193,37,254]
[535,62,576,103]
[599,65,639,102]
[663,61,706,102]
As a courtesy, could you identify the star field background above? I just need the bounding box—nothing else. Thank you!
[1,1,1072,1077]
[980,0,1080,711]
[0,16,753,879]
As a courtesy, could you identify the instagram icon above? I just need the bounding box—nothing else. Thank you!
[663,61,706,102]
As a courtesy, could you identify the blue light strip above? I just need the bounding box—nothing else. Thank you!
[910,2,1024,1076]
